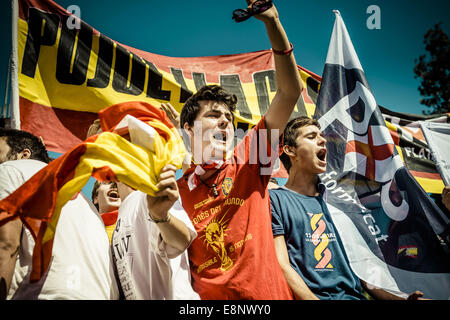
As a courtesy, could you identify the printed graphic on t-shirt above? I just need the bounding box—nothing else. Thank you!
[193,191,253,275]
[199,208,233,272]
[221,177,233,197]
[306,212,337,271]
[112,217,136,299]
[194,196,214,210]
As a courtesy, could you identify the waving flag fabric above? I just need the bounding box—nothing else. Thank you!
[381,106,449,194]
[314,11,450,299]
[420,121,450,186]
[0,101,185,282]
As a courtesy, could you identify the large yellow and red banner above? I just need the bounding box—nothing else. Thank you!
[16,0,446,193]
[17,0,320,153]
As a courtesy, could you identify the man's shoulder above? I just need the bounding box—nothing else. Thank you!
[269,187,293,212]
[0,160,47,198]
[269,186,291,198]
[118,190,146,219]
[0,159,46,177]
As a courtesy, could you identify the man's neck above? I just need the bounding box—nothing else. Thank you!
[284,168,319,197]
[201,169,218,181]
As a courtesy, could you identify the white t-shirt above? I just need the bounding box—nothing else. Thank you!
[112,190,199,300]
[0,159,119,300]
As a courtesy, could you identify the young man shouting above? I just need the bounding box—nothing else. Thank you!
[270,117,426,300]
[176,0,302,299]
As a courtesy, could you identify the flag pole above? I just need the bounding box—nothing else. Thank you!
[2,55,11,119]
[10,0,20,129]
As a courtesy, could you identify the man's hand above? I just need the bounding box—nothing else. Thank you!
[160,103,191,174]
[147,164,179,221]
[442,186,450,211]
[160,103,180,130]
[247,0,279,22]
[406,290,428,300]
[146,164,192,252]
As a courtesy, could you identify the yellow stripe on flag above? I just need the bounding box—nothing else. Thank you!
[43,124,185,244]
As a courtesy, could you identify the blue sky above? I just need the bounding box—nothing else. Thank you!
[0,0,449,116]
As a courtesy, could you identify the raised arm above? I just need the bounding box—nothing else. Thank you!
[251,1,303,135]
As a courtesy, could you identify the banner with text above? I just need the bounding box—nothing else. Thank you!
[16,0,446,192]
[16,0,320,154]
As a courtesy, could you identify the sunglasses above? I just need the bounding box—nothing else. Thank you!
[232,0,273,23]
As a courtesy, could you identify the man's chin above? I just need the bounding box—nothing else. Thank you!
[315,165,327,175]
[106,201,121,210]
[209,146,233,160]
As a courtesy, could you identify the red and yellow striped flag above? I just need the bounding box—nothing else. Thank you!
[0,101,185,282]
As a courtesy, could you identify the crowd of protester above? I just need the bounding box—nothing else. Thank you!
[0,0,448,300]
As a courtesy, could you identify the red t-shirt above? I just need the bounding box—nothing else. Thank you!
[178,118,293,300]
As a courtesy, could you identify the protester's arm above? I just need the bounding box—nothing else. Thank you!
[0,220,22,299]
[0,165,30,300]
[147,165,192,252]
[442,186,450,211]
[273,235,319,300]
[252,1,302,137]
[360,280,426,300]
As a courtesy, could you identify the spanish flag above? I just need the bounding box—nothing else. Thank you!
[0,101,185,283]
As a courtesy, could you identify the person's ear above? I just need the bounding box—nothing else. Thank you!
[18,148,31,160]
[183,122,194,137]
[283,145,296,157]
[93,195,98,205]
[183,122,192,132]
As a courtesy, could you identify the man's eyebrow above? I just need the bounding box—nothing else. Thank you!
[303,130,318,136]
[209,109,232,116]
[206,109,221,114]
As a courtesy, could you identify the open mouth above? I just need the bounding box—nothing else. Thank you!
[316,148,327,162]
[107,189,120,200]
[212,131,227,143]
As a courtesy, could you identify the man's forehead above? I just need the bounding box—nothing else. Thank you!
[0,136,9,149]
[0,137,11,164]
[97,181,118,191]
[297,124,321,137]
[198,100,231,113]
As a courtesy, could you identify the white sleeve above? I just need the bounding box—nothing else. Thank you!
[0,164,26,200]
[146,197,197,259]
[168,198,197,246]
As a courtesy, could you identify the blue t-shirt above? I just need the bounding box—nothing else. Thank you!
[270,186,366,300]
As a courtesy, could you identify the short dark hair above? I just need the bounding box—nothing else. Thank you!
[280,116,320,173]
[91,180,102,202]
[91,180,116,211]
[180,85,237,128]
[0,128,50,163]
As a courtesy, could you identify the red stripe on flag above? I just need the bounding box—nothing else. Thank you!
[99,101,175,142]
[92,166,118,183]
[389,129,400,145]
[409,171,443,180]
[19,0,68,20]
[20,97,97,153]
